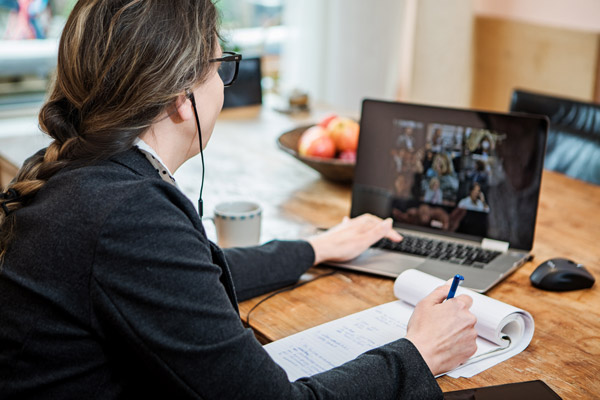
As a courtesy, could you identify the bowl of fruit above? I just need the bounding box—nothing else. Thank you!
[277,114,359,184]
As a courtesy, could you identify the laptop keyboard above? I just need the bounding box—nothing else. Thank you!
[373,235,501,268]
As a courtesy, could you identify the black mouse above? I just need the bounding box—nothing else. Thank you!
[530,258,595,291]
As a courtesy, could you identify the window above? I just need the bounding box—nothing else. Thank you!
[217,0,283,30]
[216,0,286,94]
[0,0,285,114]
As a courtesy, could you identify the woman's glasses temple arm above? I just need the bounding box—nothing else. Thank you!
[209,52,242,63]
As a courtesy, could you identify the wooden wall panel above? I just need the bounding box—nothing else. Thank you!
[472,17,599,111]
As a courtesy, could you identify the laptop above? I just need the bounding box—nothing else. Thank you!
[328,99,548,293]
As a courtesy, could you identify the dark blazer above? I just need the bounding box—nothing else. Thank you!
[0,148,441,399]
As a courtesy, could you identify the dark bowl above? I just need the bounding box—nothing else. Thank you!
[277,125,355,184]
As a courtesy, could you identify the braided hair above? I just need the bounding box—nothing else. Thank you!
[0,0,221,262]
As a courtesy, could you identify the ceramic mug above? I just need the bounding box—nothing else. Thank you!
[213,201,262,248]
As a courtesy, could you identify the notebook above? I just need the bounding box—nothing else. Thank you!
[327,99,548,293]
[264,269,534,380]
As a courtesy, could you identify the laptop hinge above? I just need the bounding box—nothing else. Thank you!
[481,238,509,252]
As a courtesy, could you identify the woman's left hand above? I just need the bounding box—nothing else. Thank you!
[307,214,403,266]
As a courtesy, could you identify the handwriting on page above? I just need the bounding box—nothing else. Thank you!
[264,301,413,381]
[267,269,534,381]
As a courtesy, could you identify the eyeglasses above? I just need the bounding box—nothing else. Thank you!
[210,51,242,87]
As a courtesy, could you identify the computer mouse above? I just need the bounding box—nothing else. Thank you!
[530,258,595,291]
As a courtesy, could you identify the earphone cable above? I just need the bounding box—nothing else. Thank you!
[189,93,205,217]
[245,271,337,326]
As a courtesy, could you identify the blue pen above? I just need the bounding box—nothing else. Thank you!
[446,274,464,300]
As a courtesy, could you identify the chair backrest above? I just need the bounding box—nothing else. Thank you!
[509,89,600,185]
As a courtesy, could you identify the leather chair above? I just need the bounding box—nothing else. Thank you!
[509,89,600,185]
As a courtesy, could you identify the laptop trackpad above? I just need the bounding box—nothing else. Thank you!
[416,260,501,292]
[330,248,425,276]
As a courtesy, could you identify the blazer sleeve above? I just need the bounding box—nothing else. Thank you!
[223,240,315,301]
[89,182,442,400]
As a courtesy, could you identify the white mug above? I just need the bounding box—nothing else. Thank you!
[213,201,262,248]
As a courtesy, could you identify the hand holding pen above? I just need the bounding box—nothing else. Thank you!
[405,273,477,376]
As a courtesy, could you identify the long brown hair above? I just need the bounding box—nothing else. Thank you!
[0,0,220,262]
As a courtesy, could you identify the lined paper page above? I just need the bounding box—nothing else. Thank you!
[264,301,413,381]
[265,269,534,380]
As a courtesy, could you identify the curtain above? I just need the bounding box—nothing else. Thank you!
[280,0,406,112]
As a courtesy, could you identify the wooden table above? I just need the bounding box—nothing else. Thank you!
[2,105,599,398]
[237,168,600,398]
[208,108,600,399]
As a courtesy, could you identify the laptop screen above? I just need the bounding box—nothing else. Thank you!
[351,99,548,251]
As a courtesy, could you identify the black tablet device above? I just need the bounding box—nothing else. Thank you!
[443,380,561,400]
[223,57,262,108]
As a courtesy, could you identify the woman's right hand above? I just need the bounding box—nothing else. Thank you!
[404,285,478,376]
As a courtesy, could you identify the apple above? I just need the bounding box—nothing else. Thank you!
[338,150,356,162]
[318,113,338,129]
[326,117,359,152]
[298,126,336,158]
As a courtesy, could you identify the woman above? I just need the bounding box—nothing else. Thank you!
[0,1,477,398]
[458,183,490,213]
[424,177,443,205]
[426,153,459,203]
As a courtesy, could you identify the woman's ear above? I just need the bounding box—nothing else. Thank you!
[175,93,194,122]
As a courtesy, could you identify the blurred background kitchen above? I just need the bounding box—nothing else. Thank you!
[1,0,599,184]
